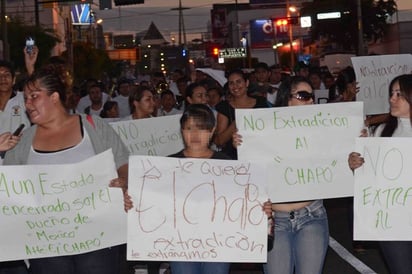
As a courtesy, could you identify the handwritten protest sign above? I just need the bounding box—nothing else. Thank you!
[110,115,184,156]
[0,150,126,261]
[354,138,412,240]
[127,155,268,262]
[352,54,412,115]
[236,102,364,202]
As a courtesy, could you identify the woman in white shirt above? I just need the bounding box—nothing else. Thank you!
[349,74,412,274]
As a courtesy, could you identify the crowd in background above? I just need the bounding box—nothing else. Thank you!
[0,45,410,274]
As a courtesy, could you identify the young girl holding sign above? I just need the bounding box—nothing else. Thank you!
[234,76,329,274]
[349,74,412,274]
[168,104,231,274]
[123,104,272,274]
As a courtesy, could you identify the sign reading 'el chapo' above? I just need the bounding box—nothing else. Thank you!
[110,115,184,156]
[127,156,268,262]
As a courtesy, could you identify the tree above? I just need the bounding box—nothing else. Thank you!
[301,0,397,52]
[70,42,114,86]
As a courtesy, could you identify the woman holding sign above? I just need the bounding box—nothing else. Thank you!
[123,86,156,120]
[214,69,268,159]
[235,76,329,274]
[122,104,230,274]
[168,104,231,274]
[349,74,412,274]
[4,65,129,274]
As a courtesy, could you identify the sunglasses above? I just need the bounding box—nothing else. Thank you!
[290,91,314,101]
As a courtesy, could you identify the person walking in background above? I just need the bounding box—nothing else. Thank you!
[82,83,106,115]
[123,86,156,120]
[100,101,120,121]
[214,69,268,159]
[157,90,182,116]
[112,78,132,118]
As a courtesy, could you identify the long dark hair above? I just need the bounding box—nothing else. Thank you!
[100,101,118,118]
[274,76,312,107]
[380,74,412,137]
[25,64,70,106]
[129,86,153,114]
[180,104,215,131]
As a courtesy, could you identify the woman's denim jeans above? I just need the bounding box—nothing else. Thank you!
[170,261,230,274]
[264,200,329,274]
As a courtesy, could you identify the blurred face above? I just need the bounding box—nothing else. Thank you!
[309,74,321,89]
[270,68,282,85]
[324,76,335,89]
[151,76,164,88]
[255,68,269,83]
[107,104,119,118]
[0,67,14,94]
[298,67,309,78]
[161,94,176,111]
[172,71,183,82]
[228,73,248,98]
[118,83,130,97]
[195,71,207,82]
[134,90,155,117]
[182,117,214,151]
[207,88,221,107]
[343,81,357,101]
[89,86,102,104]
[288,82,314,106]
[24,81,55,124]
[390,81,410,118]
[177,81,188,96]
[187,86,208,105]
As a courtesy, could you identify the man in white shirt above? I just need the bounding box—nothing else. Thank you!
[76,79,110,113]
[82,84,106,116]
[0,60,30,135]
[112,78,131,118]
[0,60,30,274]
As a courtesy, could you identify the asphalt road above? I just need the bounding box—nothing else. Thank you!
[230,197,389,274]
[125,198,389,274]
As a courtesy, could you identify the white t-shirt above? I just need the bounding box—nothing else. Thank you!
[0,91,30,134]
[112,95,130,118]
[76,93,110,114]
[27,129,95,165]
[157,107,182,117]
[374,118,412,137]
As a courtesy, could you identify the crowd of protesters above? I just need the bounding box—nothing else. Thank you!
[0,44,410,274]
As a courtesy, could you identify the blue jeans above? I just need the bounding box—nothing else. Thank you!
[170,261,230,274]
[264,200,329,274]
[380,241,412,274]
[29,247,119,274]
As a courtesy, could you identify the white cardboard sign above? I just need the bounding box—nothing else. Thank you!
[127,155,268,262]
[352,54,412,115]
[0,150,126,261]
[236,102,364,202]
[110,115,184,156]
[354,138,412,240]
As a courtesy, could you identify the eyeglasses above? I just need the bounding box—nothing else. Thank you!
[290,91,314,101]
